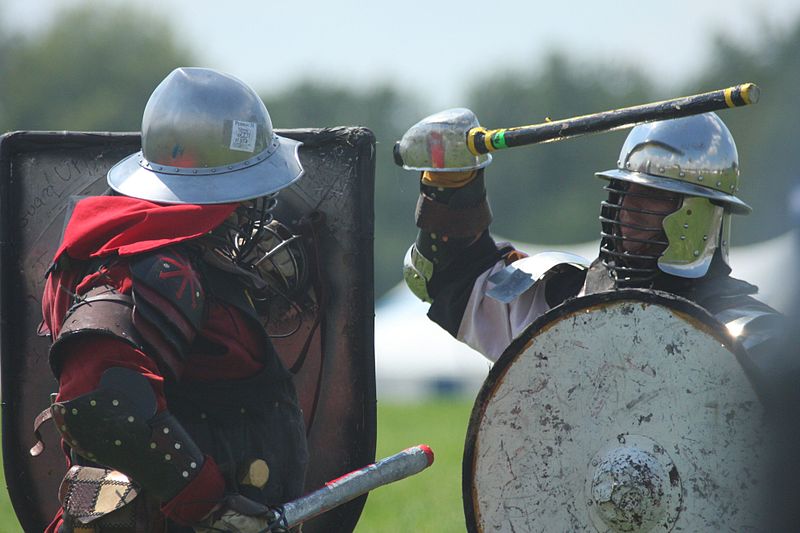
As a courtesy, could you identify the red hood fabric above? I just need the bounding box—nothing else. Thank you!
[54,196,237,262]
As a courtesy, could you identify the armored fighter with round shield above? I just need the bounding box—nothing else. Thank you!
[37,68,312,532]
[400,109,782,364]
[398,108,787,531]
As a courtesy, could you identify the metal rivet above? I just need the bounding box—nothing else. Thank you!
[174,168,180,172]
[112,400,119,406]
[157,166,163,171]
[114,440,122,446]
[175,443,182,450]
[182,471,189,478]
[716,181,722,187]
[211,168,217,173]
[150,442,157,449]
[193,169,198,174]
[626,162,632,169]
[90,400,97,407]
[437,187,444,192]
[617,160,621,167]
[165,454,172,461]
[60,406,67,414]
[190,462,197,469]
[683,223,689,229]
[240,408,246,414]
[723,241,728,246]
[163,427,170,434]
[87,452,95,458]
[730,185,735,190]
[431,244,438,252]
[693,250,700,256]
[195,291,201,298]
[127,416,135,423]
[703,235,708,241]
[61,425,67,431]
[679,171,686,177]
[71,408,78,415]
[200,413,207,420]
[658,167,665,172]
[430,233,437,240]
[680,235,686,240]
[697,176,704,181]
[228,166,233,170]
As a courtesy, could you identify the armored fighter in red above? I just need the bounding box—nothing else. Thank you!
[38,68,310,532]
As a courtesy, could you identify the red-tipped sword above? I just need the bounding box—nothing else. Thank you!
[237,444,435,531]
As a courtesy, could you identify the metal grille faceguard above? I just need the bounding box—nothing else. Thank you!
[206,195,309,301]
[598,181,681,288]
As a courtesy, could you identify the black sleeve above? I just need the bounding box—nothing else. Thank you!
[427,231,512,337]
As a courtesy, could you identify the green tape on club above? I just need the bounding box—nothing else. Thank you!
[492,130,508,150]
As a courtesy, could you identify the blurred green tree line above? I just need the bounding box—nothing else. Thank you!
[1,4,797,297]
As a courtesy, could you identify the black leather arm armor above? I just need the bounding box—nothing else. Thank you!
[51,367,206,503]
[414,170,493,271]
[404,171,506,303]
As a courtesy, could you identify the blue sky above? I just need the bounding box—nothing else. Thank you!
[4,0,799,107]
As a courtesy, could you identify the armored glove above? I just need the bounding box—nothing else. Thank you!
[194,510,276,533]
[194,494,290,533]
[393,107,491,173]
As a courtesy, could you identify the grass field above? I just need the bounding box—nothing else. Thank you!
[355,397,474,532]
[0,441,22,532]
[0,397,475,532]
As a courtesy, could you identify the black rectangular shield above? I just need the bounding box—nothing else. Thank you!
[0,128,376,532]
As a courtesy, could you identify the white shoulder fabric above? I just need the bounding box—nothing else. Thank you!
[456,258,551,362]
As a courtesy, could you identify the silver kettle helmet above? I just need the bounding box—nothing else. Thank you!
[596,113,750,281]
[107,67,304,204]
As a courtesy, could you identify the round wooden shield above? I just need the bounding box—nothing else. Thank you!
[463,290,767,532]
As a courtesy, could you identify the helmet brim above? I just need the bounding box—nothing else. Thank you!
[596,168,752,215]
[107,135,304,204]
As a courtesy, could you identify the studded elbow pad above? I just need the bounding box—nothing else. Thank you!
[51,367,205,503]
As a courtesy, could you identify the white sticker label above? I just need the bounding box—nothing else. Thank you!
[230,120,258,153]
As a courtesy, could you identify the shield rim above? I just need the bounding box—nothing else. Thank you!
[461,288,763,533]
[0,128,376,533]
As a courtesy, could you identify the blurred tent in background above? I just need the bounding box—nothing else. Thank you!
[375,233,797,400]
